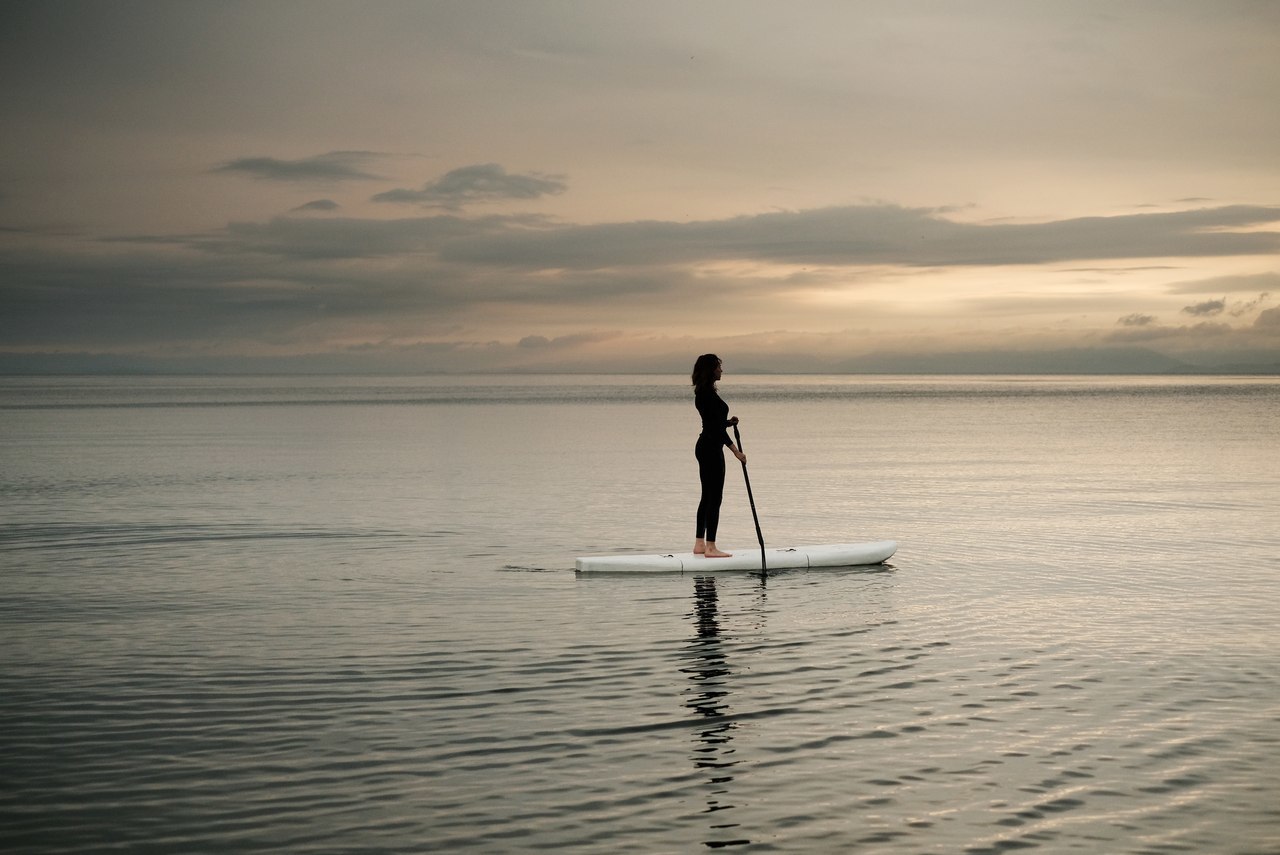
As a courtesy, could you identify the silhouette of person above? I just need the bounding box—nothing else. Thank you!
[691,354,745,558]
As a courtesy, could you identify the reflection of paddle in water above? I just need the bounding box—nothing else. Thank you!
[681,576,750,849]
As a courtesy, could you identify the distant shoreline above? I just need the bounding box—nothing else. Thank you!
[2,369,1278,378]
[3,344,1276,377]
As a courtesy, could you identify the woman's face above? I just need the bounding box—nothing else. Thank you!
[715,362,723,380]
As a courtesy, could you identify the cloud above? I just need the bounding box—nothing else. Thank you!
[0,252,311,347]
[1229,292,1271,317]
[440,204,1280,270]
[518,335,554,348]
[1106,321,1236,344]
[1064,266,1181,274]
[6,198,1280,369]
[0,241,492,349]
[1256,307,1280,330]
[1167,271,1280,294]
[518,331,621,349]
[1186,293,1275,322]
[372,163,568,208]
[0,221,670,351]
[293,199,340,212]
[199,213,550,260]
[1182,298,1225,317]
[1118,313,1157,327]
[214,151,384,182]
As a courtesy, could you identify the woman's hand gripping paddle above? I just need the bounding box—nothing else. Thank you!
[732,424,766,578]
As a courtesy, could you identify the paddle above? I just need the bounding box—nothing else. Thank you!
[732,423,767,577]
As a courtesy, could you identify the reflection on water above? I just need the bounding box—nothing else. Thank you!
[682,576,762,849]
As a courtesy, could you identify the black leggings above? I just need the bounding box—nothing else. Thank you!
[695,437,726,541]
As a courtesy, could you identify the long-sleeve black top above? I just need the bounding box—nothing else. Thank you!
[694,387,733,448]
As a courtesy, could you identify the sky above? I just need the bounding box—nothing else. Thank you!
[1,0,1279,373]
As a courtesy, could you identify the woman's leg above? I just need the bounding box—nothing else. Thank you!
[695,442,729,556]
[695,449,712,543]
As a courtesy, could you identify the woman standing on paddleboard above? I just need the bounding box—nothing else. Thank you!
[691,354,747,558]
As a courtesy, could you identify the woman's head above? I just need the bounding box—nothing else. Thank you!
[691,354,722,390]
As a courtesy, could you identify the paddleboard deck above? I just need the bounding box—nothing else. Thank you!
[575,540,897,573]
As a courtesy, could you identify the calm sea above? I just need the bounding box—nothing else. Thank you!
[1,374,1278,853]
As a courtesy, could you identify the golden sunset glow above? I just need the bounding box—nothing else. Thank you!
[1,1,1277,373]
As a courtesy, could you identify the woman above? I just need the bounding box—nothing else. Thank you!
[691,354,746,558]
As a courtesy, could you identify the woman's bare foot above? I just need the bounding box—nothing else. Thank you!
[693,538,706,555]
[703,543,733,558]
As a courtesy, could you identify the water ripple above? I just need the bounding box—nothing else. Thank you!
[3,376,1278,853]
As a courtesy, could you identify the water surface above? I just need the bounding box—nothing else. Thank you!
[2,375,1278,852]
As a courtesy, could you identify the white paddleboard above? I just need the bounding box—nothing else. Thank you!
[575,540,897,573]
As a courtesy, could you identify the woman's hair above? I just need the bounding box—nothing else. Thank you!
[691,354,721,391]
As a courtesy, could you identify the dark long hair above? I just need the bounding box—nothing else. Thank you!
[691,354,721,392]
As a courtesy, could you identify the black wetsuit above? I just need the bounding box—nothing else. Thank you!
[694,386,733,542]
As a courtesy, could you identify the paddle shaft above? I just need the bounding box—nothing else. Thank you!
[732,424,767,576]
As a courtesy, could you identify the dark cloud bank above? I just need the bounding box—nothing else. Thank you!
[373,164,568,209]
[214,152,385,182]
[2,201,1279,374]
[438,204,1280,270]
